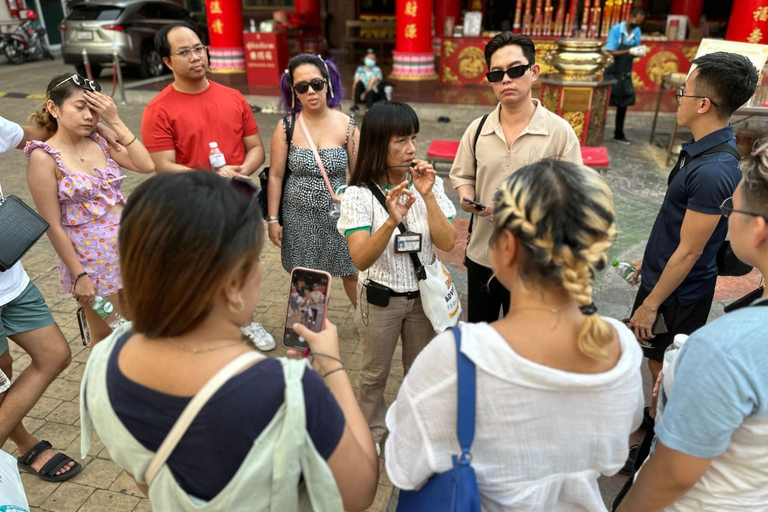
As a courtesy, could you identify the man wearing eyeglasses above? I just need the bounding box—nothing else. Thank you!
[450,32,581,323]
[604,7,647,146]
[618,143,768,512]
[626,52,759,420]
[141,23,265,180]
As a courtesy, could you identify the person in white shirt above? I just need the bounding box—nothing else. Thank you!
[337,101,456,452]
[0,115,81,481]
[386,159,644,511]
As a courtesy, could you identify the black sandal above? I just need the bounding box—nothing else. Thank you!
[17,440,83,482]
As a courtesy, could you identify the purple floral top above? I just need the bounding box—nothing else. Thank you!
[25,133,125,227]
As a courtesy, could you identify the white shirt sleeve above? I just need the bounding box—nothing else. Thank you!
[432,176,457,219]
[0,116,24,154]
[337,185,374,236]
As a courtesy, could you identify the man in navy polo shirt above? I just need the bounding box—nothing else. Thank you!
[627,52,759,411]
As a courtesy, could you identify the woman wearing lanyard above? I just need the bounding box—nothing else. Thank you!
[337,101,456,453]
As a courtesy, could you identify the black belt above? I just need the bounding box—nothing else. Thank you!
[373,281,419,299]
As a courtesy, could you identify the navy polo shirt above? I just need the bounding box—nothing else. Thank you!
[640,125,741,307]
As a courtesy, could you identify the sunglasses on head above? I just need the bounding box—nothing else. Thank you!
[55,74,103,92]
[486,64,532,83]
[293,78,326,94]
[230,177,263,225]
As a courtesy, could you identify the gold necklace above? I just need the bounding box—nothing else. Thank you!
[167,338,243,354]
[65,138,87,162]
[507,302,575,315]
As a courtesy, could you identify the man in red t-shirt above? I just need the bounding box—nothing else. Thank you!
[141,23,265,179]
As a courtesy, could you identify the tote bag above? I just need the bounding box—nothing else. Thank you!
[0,450,30,511]
[0,184,49,272]
[418,254,462,333]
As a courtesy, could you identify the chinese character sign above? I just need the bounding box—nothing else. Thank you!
[205,0,244,49]
[396,0,433,53]
[726,0,768,44]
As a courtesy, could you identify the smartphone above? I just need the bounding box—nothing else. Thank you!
[283,267,332,351]
[77,307,91,347]
[462,197,486,210]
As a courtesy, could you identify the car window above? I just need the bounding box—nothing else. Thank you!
[159,4,190,20]
[134,5,159,20]
[67,6,123,21]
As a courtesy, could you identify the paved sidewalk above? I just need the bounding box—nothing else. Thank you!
[1,59,763,511]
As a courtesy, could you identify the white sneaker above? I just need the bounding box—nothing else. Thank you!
[375,442,381,457]
[241,322,276,352]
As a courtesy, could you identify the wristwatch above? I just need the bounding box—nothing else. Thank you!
[266,215,280,222]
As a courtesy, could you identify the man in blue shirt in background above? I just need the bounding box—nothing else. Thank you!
[617,142,768,512]
[604,7,647,145]
[627,52,759,416]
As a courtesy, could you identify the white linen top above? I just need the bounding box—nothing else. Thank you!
[337,177,456,293]
[385,318,644,512]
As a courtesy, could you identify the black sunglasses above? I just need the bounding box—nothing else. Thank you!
[720,196,766,220]
[230,177,263,225]
[55,74,103,93]
[486,64,532,83]
[293,78,326,94]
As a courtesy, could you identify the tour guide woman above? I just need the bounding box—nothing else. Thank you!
[337,101,457,452]
[80,172,378,511]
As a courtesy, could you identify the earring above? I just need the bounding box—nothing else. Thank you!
[51,113,57,119]
[227,297,245,314]
[318,55,334,99]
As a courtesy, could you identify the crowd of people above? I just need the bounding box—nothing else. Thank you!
[0,20,766,512]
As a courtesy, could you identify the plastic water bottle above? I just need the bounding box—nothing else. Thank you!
[611,259,638,284]
[0,369,10,393]
[656,334,689,420]
[90,295,127,331]
[209,142,226,171]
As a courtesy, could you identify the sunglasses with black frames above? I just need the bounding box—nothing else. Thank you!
[486,64,532,83]
[720,196,767,220]
[293,78,327,94]
[55,74,103,93]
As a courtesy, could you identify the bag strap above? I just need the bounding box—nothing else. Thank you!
[298,113,338,201]
[467,114,489,237]
[451,325,476,464]
[144,351,263,487]
[368,182,426,281]
[285,112,296,152]
[669,141,741,185]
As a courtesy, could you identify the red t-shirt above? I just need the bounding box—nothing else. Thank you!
[141,80,259,170]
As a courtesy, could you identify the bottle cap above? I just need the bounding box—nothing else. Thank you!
[209,142,218,148]
[673,333,688,348]
[611,259,620,266]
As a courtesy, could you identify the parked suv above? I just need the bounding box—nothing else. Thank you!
[60,0,207,79]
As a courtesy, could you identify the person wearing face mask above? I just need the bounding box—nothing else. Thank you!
[604,7,647,145]
[350,50,389,113]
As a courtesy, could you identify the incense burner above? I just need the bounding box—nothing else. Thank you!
[544,39,614,80]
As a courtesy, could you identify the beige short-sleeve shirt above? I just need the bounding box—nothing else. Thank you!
[449,99,582,268]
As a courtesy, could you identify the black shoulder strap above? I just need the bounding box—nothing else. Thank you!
[286,113,296,149]
[670,142,741,185]
[468,114,490,236]
[368,182,426,281]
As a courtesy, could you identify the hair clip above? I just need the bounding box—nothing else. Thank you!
[317,54,334,99]
[579,303,598,316]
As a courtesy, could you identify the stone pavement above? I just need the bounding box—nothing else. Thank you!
[1,56,764,512]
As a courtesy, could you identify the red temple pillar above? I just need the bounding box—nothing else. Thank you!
[726,0,768,44]
[670,0,705,27]
[205,0,245,73]
[391,0,437,80]
[294,0,319,28]
[436,0,462,36]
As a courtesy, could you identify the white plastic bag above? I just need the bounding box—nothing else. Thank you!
[418,254,462,333]
[0,450,30,511]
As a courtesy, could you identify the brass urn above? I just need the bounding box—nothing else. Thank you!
[544,39,614,80]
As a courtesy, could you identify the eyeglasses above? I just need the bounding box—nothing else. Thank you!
[54,74,102,92]
[675,88,719,108]
[173,45,207,59]
[293,78,326,94]
[720,196,766,220]
[230,177,263,224]
[486,64,532,83]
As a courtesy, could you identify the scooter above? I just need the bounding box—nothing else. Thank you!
[4,10,54,65]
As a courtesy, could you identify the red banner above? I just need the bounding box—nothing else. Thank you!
[244,32,289,86]
[205,0,244,49]
[726,0,768,44]
[396,0,433,53]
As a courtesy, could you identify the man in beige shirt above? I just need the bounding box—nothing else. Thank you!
[450,32,582,323]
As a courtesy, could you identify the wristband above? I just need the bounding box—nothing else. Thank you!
[73,272,88,289]
[266,215,280,222]
[123,136,137,147]
[322,367,345,379]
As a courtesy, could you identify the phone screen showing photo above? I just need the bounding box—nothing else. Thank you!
[283,268,331,350]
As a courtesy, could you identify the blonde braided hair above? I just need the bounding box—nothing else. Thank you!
[492,159,617,360]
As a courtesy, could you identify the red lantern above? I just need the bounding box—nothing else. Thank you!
[726,0,768,44]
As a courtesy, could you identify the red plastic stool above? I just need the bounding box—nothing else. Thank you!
[427,140,461,166]
[581,146,610,173]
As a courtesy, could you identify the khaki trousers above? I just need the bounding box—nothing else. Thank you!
[355,282,435,443]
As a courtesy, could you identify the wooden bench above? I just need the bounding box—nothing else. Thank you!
[343,20,396,63]
[427,140,611,173]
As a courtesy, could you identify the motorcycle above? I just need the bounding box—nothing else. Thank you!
[4,10,54,65]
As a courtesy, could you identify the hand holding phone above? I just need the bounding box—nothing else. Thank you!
[462,197,486,211]
[283,267,332,351]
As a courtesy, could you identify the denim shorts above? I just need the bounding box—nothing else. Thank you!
[0,282,55,354]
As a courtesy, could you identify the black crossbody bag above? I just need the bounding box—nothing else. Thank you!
[257,113,296,225]
[0,185,50,272]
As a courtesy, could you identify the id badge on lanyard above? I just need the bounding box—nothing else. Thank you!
[395,231,422,253]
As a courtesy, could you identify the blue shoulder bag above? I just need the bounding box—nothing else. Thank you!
[396,326,482,512]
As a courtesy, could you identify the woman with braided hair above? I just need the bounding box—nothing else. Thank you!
[385,159,644,511]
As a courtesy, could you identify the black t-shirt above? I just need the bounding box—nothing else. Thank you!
[640,126,741,307]
[106,332,346,501]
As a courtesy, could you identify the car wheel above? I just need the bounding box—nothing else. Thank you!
[4,40,27,65]
[75,63,103,79]
[139,48,164,79]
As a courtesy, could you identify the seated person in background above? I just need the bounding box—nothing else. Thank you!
[80,172,378,511]
[386,159,644,511]
[351,50,391,112]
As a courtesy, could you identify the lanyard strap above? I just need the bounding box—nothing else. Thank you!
[298,113,338,201]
